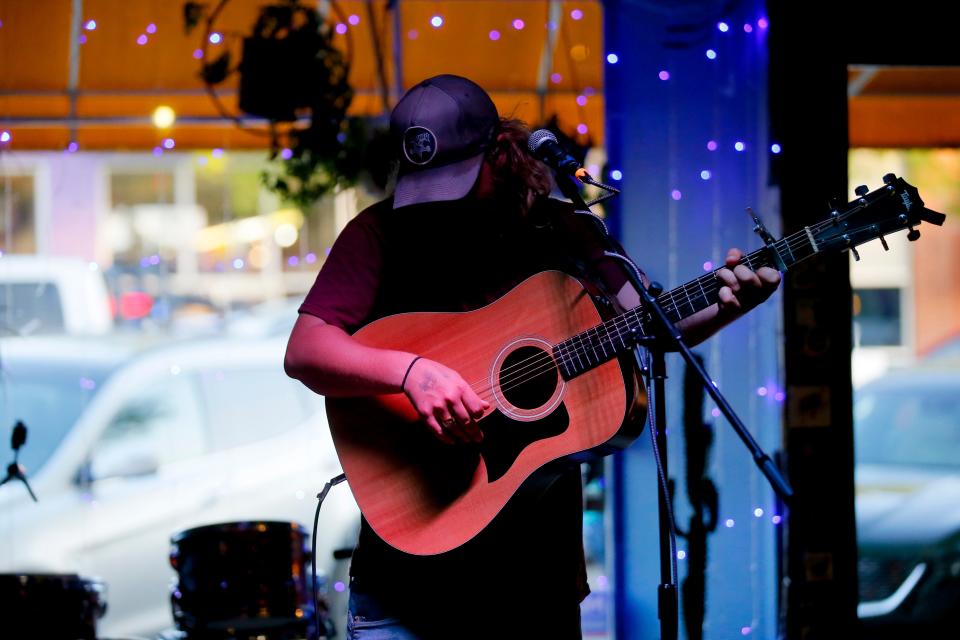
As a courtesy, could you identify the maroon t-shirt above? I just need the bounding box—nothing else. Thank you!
[299,195,631,635]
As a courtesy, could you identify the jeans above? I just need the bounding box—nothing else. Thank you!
[346,589,419,640]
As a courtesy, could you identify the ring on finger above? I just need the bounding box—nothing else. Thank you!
[441,417,457,428]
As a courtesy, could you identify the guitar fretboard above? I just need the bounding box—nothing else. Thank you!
[552,227,819,380]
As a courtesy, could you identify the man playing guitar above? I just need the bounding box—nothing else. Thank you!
[285,74,780,639]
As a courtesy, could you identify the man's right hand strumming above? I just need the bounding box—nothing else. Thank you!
[401,357,490,445]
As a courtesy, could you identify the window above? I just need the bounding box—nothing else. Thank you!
[0,174,36,253]
[853,287,902,347]
[91,374,205,480]
[0,282,64,335]
[199,368,310,451]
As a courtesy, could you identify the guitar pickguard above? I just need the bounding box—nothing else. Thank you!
[480,403,570,482]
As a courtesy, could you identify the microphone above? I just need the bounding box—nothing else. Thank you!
[527,129,591,180]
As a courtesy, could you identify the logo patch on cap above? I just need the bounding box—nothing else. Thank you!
[403,126,438,166]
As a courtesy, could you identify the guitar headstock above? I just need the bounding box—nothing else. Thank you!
[810,174,946,258]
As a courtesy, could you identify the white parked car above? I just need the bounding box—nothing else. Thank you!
[0,335,360,638]
[0,255,113,336]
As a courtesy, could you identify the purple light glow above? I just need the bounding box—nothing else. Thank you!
[407,29,419,40]
[162,138,175,149]
[711,408,721,417]
[743,23,754,33]
[67,141,79,153]
[576,95,587,106]
[193,48,203,59]
[774,391,786,402]
[334,581,346,592]
[287,256,300,267]
[707,140,718,151]
[137,34,148,45]
[513,19,525,30]
[280,148,293,160]
[757,17,769,29]
[348,14,360,25]
[741,627,752,636]
[79,377,97,390]
[703,261,714,271]
[78,34,87,44]
[212,148,223,158]
[570,9,583,20]
[596,575,609,589]
[757,386,768,397]
[152,146,163,157]
[489,30,500,41]
[335,23,347,35]
[146,23,157,34]
[671,189,682,201]
[658,70,670,81]
[772,515,783,525]
[1,131,10,144]
[550,72,562,83]
[324,247,332,257]
[576,124,588,135]
[305,252,318,263]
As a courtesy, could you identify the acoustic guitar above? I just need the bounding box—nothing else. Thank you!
[326,175,945,555]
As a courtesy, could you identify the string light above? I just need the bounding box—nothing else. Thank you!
[137,34,148,45]
[576,124,588,135]
[703,261,713,271]
[610,169,622,181]
[658,70,670,81]
[407,29,419,40]
[700,170,712,180]
[512,19,525,30]
[348,14,360,25]
[232,258,245,269]
[288,256,300,267]
[550,72,562,83]
[305,252,318,264]
[430,15,443,28]
[743,23,754,33]
[706,49,717,60]
[576,95,587,106]
[0,131,10,143]
[757,18,769,29]
[209,32,223,44]
[335,23,347,35]
[606,53,619,64]
[212,148,224,158]
[192,48,203,59]
[771,143,782,154]
[488,30,500,41]
[280,148,293,160]
[162,137,175,149]
[725,519,735,528]
[67,141,79,153]
[146,23,157,34]
[570,9,584,20]
[152,105,176,128]
[671,189,682,201]
[707,140,718,151]
[754,508,764,517]
[734,141,746,151]
[717,22,729,32]
[84,19,96,31]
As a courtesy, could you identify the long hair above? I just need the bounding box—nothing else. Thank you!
[484,118,554,217]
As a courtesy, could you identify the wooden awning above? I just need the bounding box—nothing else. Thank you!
[0,0,605,150]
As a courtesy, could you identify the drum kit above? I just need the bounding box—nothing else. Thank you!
[2,427,337,640]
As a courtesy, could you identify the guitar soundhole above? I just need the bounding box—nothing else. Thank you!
[498,346,558,410]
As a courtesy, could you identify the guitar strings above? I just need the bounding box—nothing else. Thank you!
[465,216,846,399]
[469,229,816,399]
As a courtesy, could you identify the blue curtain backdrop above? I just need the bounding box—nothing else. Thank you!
[603,1,782,638]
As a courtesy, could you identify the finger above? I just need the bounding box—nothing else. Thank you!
[448,400,482,443]
[463,390,490,419]
[757,267,782,286]
[424,416,456,445]
[716,268,739,292]
[725,248,743,267]
[733,264,762,289]
[433,406,469,443]
[718,286,740,310]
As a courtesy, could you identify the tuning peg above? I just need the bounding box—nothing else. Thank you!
[851,247,861,261]
[855,185,869,197]
[907,226,921,241]
[882,173,897,185]
[879,235,889,251]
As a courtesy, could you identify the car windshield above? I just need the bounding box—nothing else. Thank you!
[855,382,960,468]
[1,361,111,475]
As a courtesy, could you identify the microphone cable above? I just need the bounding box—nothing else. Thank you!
[312,473,347,640]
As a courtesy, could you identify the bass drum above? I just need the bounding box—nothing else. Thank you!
[0,573,107,640]
[169,521,321,640]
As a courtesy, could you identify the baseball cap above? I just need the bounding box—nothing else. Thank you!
[390,74,500,209]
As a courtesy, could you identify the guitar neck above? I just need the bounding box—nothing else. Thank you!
[553,226,820,380]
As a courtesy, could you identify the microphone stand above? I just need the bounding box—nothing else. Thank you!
[551,171,792,640]
[0,421,38,501]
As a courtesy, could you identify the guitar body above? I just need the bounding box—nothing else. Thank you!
[326,270,641,555]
